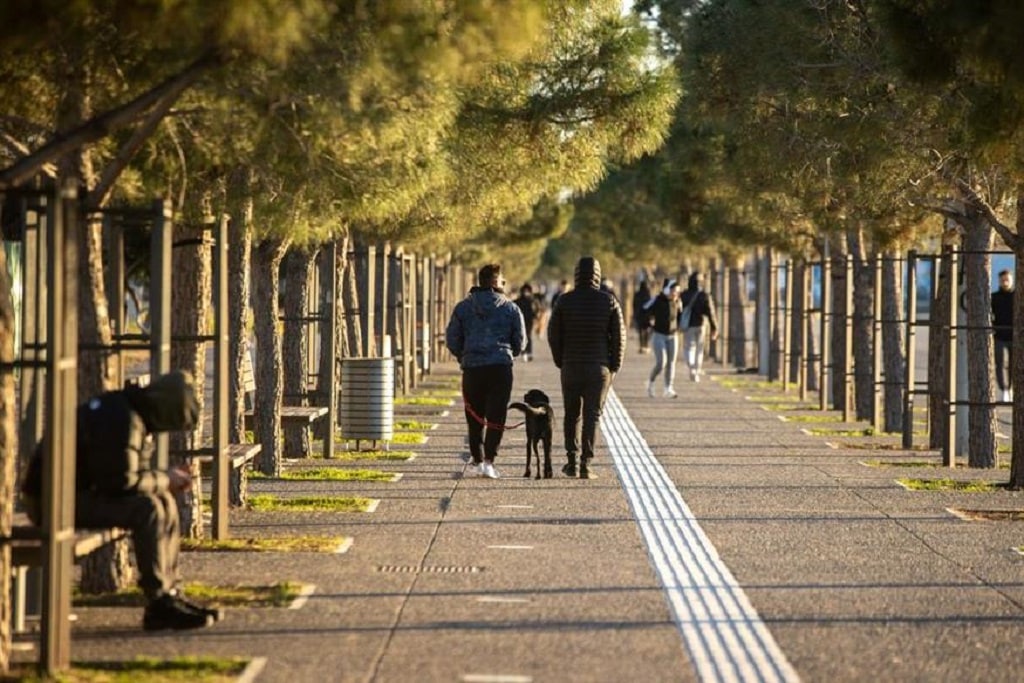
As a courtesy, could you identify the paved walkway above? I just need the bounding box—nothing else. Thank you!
[16,335,1024,682]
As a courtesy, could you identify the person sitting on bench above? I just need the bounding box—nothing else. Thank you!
[21,370,222,631]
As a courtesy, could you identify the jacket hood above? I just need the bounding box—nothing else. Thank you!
[467,287,507,318]
[687,272,701,290]
[130,370,200,432]
[574,256,601,289]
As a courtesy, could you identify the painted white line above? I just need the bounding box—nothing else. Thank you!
[237,657,268,683]
[602,389,800,683]
[462,675,533,683]
[335,537,354,554]
[390,473,405,482]
[475,596,531,604]
[289,584,316,610]
[776,415,788,422]
[365,499,381,513]
[486,545,534,550]
[495,505,533,509]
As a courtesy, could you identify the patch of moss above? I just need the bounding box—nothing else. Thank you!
[74,581,303,608]
[396,419,435,430]
[952,508,1024,521]
[390,431,425,444]
[251,467,397,482]
[897,477,1001,492]
[181,536,347,553]
[248,494,376,513]
[317,448,414,461]
[806,427,875,437]
[4,656,248,682]
[782,415,844,423]
[862,460,943,468]
[394,396,453,406]
[760,402,818,411]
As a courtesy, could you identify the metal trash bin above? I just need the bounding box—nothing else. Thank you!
[340,357,394,449]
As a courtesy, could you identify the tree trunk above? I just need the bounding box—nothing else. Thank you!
[830,240,849,410]
[727,258,747,368]
[881,251,906,433]
[1010,237,1024,487]
[963,219,997,467]
[315,236,347,441]
[929,251,952,449]
[282,247,317,457]
[169,205,212,536]
[342,248,364,358]
[788,260,805,385]
[848,228,875,420]
[226,168,254,445]
[0,245,15,673]
[253,238,290,475]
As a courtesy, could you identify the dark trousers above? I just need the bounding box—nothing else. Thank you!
[462,364,514,463]
[995,338,1013,391]
[76,488,180,600]
[560,362,612,462]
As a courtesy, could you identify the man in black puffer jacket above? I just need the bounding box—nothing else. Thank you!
[547,256,626,479]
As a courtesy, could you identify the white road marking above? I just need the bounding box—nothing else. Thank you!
[237,657,268,683]
[602,389,800,683]
[288,584,317,610]
[475,596,531,604]
[486,545,534,550]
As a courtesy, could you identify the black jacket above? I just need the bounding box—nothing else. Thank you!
[992,288,1013,342]
[681,288,717,332]
[548,262,626,372]
[644,294,682,335]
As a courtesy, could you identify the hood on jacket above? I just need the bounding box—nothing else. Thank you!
[574,256,601,289]
[687,272,702,290]
[467,286,507,318]
[130,370,200,432]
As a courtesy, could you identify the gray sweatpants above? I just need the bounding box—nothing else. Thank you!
[648,331,679,388]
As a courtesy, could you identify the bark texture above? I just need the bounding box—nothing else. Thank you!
[881,252,906,433]
[0,246,15,673]
[848,229,875,420]
[226,169,254,445]
[253,239,290,475]
[929,252,952,449]
[829,240,849,410]
[963,220,996,467]
[282,247,317,457]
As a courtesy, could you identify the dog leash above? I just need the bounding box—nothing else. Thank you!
[462,394,525,431]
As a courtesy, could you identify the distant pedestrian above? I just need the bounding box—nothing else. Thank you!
[643,279,682,398]
[680,271,718,382]
[632,279,653,354]
[548,256,626,479]
[992,269,1014,403]
[551,279,571,309]
[445,263,526,479]
[514,282,541,361]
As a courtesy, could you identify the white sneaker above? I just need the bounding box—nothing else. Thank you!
[481,462,500,479]
[690,369,700,383]
[1001,390,1011,403]
[664,387,678,398]
[646,380,655,397]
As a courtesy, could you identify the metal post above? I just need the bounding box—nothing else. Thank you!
[323,241,337,460]
[944,248,958,467]
[104,215,125,388]
[782,260,793,392]
[757,248,771,374]
[149,199,172,470]
[211,217,230,539]
[903,251,918,448]
[843,254,854,422]
[798,263,809,402]
[41,182,79,674]
[872,255,883,432]
[720,265,731,368]
[819,239,832,411]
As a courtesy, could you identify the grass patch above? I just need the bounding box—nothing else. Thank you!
[251,467,397,482]
[782,414,844,423]
[760,403,819,411]
[951,508,1024,522]
[998,444,1011,454]
[862,460,942,468]
[74,581,303,608]
[716,378,776,390]
[248,494,376,513]
[837,441,934,451]
[897,477,1001,492]
[394,396,453,406]
[3,656,248,682]
[391,431,426,444]
[806,427,875,437]
[317,448,414,461]
[396,419,434,430]
[181,536,346,553]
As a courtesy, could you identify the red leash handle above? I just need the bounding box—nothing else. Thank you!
[462,394,524,431]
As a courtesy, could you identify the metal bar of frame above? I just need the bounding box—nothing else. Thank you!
[721,264,731,368]
[843,254,855,422]
[944,247,958,467]
[799,263,809,402]
[782,260,793,392]
[903,250,918,449]
[40,182,78,674]
[819,239,832,411]
[211,217,230,539]
[104,215,125,388]
[872,254,883,432]
[149,199,172,470]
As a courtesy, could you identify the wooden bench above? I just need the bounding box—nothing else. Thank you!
[2,513,128,634]
[240,351,328,449]
[194,442,262,506]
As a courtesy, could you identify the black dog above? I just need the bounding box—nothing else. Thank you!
[508,389,554,479]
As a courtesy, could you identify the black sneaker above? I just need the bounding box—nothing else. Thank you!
[579,465,597,480]
[143,594,214,631]
[172,591,224,622]
[561,462,577,477]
